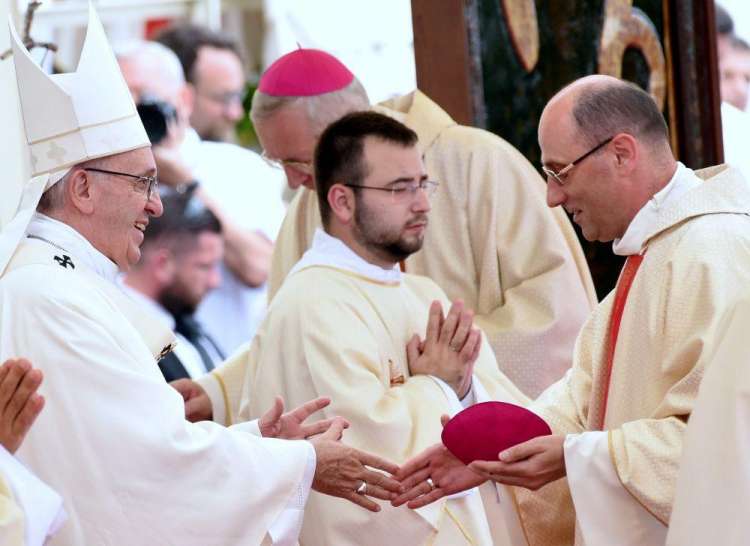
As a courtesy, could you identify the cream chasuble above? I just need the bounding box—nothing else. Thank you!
[228,229,559,545]
[261,91,596,399]
[0,214,315,545]
[520,165,750,545]
[667,286,750,546]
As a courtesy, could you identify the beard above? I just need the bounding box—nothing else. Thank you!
[157,280,201,316]
[353,198,427,264]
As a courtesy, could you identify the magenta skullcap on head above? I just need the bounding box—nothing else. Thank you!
[258,48,355,97]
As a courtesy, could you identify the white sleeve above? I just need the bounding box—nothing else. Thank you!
[0,446,66,546]
[428,375,480,415]
[564,432,667,546]
[428,376,483,500]
[200,371,227,426]
[268,442,316,545]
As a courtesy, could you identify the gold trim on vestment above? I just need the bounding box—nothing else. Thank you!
[444,506,476,545]
[607,430,668,526]
[509,486,531,545]
[30,142,150,178]
[212,370,233,426]
[27,111,139,146]
[292,265,402,287]
[426,499,447,546]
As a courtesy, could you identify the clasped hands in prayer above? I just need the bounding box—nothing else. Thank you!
[406,299,481,399]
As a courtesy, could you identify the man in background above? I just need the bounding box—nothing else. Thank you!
[116,39,286,356]
[715,4,750,179]
[720,35,750,112]
[122,194,224,382]
[155,24,247,143]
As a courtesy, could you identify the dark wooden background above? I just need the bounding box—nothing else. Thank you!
[411,0,722,299]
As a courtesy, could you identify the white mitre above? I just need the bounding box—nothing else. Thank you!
[0,3,150,275]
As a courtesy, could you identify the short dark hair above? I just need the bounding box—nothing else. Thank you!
[571,80,669,148]
[313,111,418,227]
[142,193,221,256]
[716,4,734,36]
[153,24,242,84]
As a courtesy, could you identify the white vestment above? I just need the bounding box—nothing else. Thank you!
[181,128,288,355]
[667,286,750,546]
[0,213,315,545]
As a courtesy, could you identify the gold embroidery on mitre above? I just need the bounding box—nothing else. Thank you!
[389,359,405,387]
[47,141,68,165]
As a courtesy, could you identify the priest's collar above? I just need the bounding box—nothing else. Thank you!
[612,162,702,256]
[25,213,120,283]
[289,229,403,284]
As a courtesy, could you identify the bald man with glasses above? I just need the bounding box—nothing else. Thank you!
[393,75,750,545]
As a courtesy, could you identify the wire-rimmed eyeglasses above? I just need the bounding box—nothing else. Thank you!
[84,168,159,200]
[261,150,314,175]
[541,137,614,186]
[344,180,439,202]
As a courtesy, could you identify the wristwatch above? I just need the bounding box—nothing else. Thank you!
[175,180,200,196]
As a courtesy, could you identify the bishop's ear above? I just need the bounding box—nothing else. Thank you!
[66,167,96,215]
[327,183,356,225]
[611,133,638,175]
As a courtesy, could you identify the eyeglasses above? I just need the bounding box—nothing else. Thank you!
[84,168,159,200]
[541,137,614,186]
[197,89,247,109]
[261,150,314,175]
[344,180,439,202]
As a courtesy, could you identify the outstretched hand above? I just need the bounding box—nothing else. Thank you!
[391,414,486,509]
[0,358,45,454]
[310,419,403,513]
[259,396,350,440]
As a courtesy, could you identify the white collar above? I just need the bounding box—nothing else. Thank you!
[117,281,176,330]
[289,229,403,284]
[25,213,120,283]
[612,162,702,256]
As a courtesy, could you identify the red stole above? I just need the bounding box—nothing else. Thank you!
[599,253,646,430]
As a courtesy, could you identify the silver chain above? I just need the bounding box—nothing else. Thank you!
[27,234,70,254]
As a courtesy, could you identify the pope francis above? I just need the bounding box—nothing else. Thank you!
[0,7,403,544]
